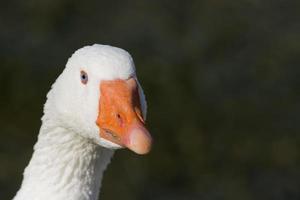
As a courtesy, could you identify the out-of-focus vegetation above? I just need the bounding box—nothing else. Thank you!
[1,0,300,199]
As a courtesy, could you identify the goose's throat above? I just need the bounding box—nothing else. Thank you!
[14,126,114,200]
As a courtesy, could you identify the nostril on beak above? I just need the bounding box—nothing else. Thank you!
[116,113,123,125]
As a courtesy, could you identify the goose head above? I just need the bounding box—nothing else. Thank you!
[46,44,152,154]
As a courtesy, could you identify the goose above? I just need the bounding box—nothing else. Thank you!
[13,44,152,200]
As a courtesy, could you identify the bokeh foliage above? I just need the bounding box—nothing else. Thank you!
[0,0,299,199]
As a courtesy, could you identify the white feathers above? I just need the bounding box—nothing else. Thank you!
[67,44,136,80]
[13,44,147,200]
[44,44,143,148]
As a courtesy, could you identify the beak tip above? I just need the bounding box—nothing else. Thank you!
[126,126,152,155]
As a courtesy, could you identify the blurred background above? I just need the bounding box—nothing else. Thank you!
[0,0,299,199]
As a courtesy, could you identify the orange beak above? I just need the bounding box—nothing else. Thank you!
[96,78,152,154]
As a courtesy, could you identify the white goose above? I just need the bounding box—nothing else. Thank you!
[13,44,152,200]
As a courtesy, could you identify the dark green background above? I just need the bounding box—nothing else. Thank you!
[1,1,299,199]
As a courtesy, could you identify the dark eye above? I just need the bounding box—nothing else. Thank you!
[80,70,88,84]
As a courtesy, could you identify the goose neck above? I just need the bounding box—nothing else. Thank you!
[13,124,114,200]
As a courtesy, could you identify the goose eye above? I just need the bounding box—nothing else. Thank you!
[80,71,88,84]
